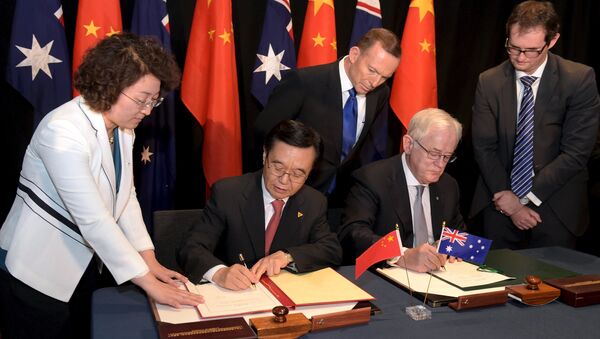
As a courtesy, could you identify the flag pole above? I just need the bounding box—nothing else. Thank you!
[422,221,445,307]
[397,224,413,298]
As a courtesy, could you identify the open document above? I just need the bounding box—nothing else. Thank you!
[377,262,510,298]
[190,282,281,318]
[157,267,374,319]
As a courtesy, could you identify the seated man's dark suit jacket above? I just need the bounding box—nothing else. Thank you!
[338,155,465,261]
[254,61,391,206]
[177,171,343,283]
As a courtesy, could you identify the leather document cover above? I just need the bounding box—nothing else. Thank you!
[483,249,577,287]
[544,274,600,307]
[156,317,256,339]
[149,296,256,338]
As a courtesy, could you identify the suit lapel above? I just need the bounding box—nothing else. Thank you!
[391,162,414,246]
[271,192,304,251]
[352,91,378,150]
[500,62,518,158]
[429,183,443,239]
[242,172,267,258]
[327,63,344,163]
[534,53,559,164]
[78,99,118,200]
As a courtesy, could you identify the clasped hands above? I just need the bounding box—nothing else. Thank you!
[213,250,292,290]
[493,190,541,230]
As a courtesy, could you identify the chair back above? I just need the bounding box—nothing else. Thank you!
[153,209,203,273]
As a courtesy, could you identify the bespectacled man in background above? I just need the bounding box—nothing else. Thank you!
[470,1,600,249]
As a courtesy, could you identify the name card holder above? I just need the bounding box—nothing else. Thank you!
[448,290,509,311]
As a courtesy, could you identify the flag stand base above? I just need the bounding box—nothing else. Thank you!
[405,305,431,321]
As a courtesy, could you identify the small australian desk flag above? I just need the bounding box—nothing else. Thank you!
[438,227,492,265]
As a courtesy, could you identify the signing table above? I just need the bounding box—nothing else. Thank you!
[91,247,600,339]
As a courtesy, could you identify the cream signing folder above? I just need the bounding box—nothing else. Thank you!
[265,267,374,306]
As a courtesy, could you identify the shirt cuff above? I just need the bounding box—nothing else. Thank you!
[387,247,410,266]
[286,262,298,272]
[526,192,542,206]
[203,264,227,283]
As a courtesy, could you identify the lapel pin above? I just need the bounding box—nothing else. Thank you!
[297,211,303,218]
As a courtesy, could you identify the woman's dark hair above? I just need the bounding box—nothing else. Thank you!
[73,32,180,112]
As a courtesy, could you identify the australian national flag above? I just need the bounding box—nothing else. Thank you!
[349,0,382,48]
[130,0,176,233]
[251,0,296,107]
[6,0,71,126]
[438,227,492,265]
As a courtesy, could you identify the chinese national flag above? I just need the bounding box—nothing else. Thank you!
[72,0,122,96]
[389,0,437,128]
[355,229,403,279]
[297,0,337,67]
[181,0,242,193]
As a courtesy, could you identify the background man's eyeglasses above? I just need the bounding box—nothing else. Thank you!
[505,39,547,58]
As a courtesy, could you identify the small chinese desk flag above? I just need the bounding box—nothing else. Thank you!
[437,226,492,265]
[355,229,403,279]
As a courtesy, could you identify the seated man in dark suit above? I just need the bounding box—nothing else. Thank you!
[178,120,342,290]
[338,108,464,272]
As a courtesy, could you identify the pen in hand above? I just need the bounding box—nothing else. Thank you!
[238,253,256,289]
[429,239,446,271]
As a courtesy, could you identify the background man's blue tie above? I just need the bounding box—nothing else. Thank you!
[341,88,358,161]
[511,75,537,198]
[328,88,358,194]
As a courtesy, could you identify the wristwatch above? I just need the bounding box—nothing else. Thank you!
[519,197,530,205]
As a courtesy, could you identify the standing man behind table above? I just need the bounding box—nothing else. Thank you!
[471,1,600,249]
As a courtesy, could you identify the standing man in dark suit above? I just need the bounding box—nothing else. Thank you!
[255,28,401,207]
[339,109,464,272]
[178,120,342,290]
[471,1,600,249]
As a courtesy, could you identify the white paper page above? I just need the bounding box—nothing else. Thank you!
[194,281,282,318]
[431,261,515,288]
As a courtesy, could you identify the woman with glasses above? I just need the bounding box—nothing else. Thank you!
[0,33,203,339]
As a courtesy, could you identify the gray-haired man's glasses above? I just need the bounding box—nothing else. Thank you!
[414,140,457,163]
